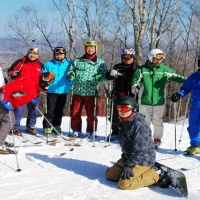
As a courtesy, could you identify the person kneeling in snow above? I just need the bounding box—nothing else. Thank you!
[105,96,159,190]
[0,72,54,151]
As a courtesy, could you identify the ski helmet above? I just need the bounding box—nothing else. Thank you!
[116,96,138,112]
[84,40,98,53]
[148,49,165,62]
[122,48,135,56]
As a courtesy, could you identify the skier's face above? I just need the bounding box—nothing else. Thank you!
[85,46,96,55]
[27,52,39,61]
[54,53,65,61]
[117,105,133,118]
[122,54,134,65]
[152,57,162,64]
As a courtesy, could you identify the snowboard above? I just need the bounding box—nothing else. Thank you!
[154,162,188,197]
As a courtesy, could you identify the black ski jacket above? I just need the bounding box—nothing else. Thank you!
[106,62,139,97]
[118,112,156,167]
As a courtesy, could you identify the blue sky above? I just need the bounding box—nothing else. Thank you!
[0,0,51,37]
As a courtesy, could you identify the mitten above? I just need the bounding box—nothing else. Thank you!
[11,71,21,79]
[92,74,102,82]
[0,100,12,111]
[121,166,134,180]
[110,70,122,77]
[67,72,75,81]
[171,93,182,102]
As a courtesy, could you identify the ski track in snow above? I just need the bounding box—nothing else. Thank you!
[0,116,200,200]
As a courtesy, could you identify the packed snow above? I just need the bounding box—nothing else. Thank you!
[0,116,199,200]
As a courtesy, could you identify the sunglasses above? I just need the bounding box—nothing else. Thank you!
[122,55,133,60]
[29,48,39,54]
[54,48,66,54]
[117,105,133,112]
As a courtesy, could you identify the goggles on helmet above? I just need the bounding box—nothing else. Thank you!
[29,48,39,54]
[122,54,134,60]
[155,53,165,58]
[117,105,133,112]
[54,48,66,54]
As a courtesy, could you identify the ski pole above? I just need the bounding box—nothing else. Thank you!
[9,111,22,172]
[104,84,110,147]
[68,81,74,137]
[179,94,190,144]
[35,106,74,151]
[92,85,99,147]
[174,102,177,151]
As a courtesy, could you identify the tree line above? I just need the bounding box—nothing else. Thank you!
[3,0,200,121]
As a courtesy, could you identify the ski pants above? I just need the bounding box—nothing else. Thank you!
[106,158,159,190]
[187,107,200,147]
[0,111,15,145]
[43,93,67,129]
[139,105,165,140]
[70,94,98,133]
[14,98,39,129]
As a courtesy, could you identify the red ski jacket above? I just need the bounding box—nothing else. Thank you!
[8,56,43,79]
[0,77,43,109]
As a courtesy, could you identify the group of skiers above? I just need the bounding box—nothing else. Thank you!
[0,40,200,191]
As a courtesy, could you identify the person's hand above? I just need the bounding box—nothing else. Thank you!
[171,93,182,102]
[131,85,140,94]
[110,70,122,77]
[121,166,134,180]
[30,98,37,109]
[67,72,75,81]
[11,71,21,79]
[92,74,102,82]
[0,100,12,111]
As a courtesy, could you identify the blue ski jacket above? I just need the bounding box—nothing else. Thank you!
[178,71,200,147]
[42,58,73,94]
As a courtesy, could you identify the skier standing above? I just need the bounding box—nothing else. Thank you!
[171,62,200,154]
[67,40,107,137]
[7,48,43,136]
[105,96,159,190]
[0,72,54,152]
[132,49,186,148]
[106,48,139,141]
[42,47,73,134]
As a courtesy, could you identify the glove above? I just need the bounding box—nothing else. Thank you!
[92,74,102,82]
[11,71,21,79]
[121,166,134,180]
[67,72,75,81]
[0,100,12,111]
[131,85,140,94]
[171,93,182,102]
[30,98,37,109]
[110,70,122,77]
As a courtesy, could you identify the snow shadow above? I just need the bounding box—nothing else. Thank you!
[27,153,117,188]
[149,185,185,198]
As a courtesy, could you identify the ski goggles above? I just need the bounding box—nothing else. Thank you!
[54,48,66,54]
[122,54,134,60]
[155,53,165,58]
[42,72,54,84]
[29,48,40,54]
[117,105,133,112]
